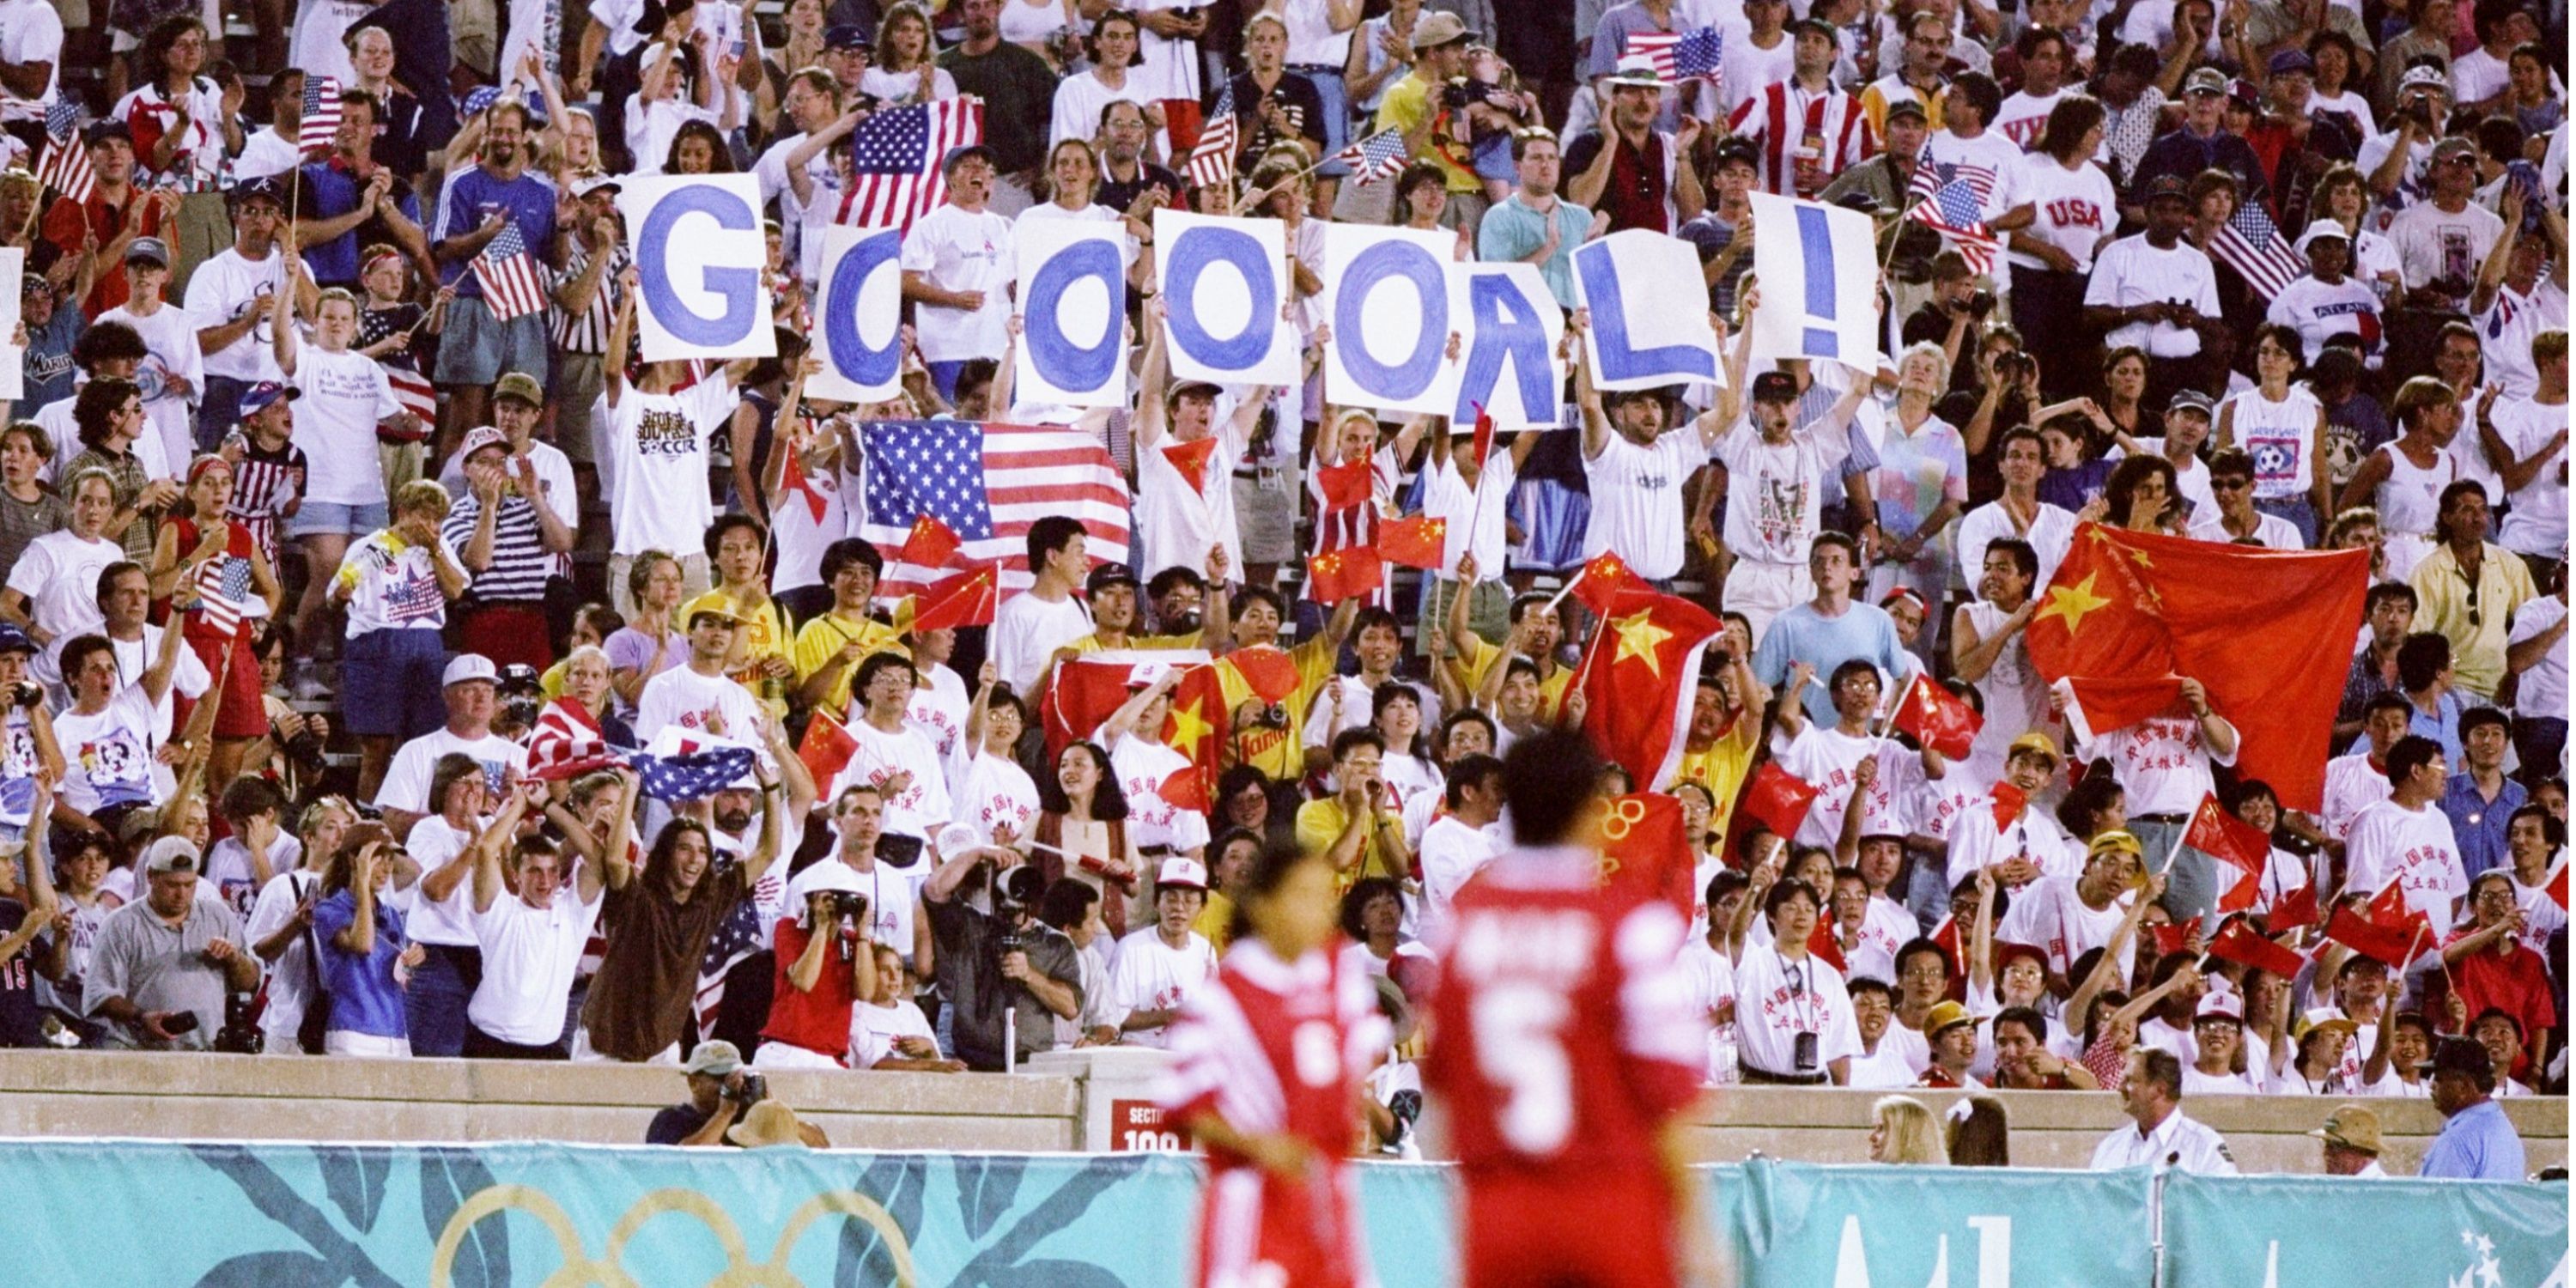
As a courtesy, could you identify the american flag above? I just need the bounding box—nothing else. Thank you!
[695,889,769,1036]
[526,697,619,781]
[2208,200,2308,301]
[1625,25,1725,81]
[855,421,1132,601]
[1187,83,1238,191]
[629,732,760,802]
[386,367,437,423]
[192,552,254,641]
[1335,127,1409,186]
[299,76,343,154]
[1905,179,2000,276]
[471,222,550,320]
[35,97,94,206]
[839,98,984,236]
[1906,152,1999,210]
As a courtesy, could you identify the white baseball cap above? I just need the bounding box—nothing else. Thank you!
[1157,857,1210,890]
[442,653,498,687]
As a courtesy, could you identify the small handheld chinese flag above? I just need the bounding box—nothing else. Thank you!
[1315,457,1373,510]
[2268,880,2320,930]
[1571,551,1647,617]
[1893,673,1984,760]
[1157,763,1211,816]
[2147,915,2202,957]
[907,563,1000,631]
[1469,404,1497,472]
[1308,548,1385,603]
[1225,645,1303,704]
[1988,780,2028,833]
[2184,792,2272,880]
[1740,762,1822,843]
[1376,513,1448,570]
[2206,915,2306,978]
[1162,436,1221,495]
[797,710,859,789]
[900,514,963,569]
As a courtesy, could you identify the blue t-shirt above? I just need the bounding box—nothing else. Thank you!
[436,167,557,299]
[20,305,83,412]
[310,888,410,1039]
[297,162,425,287]
[1753,599,1917,728]
[2418,1100,2526,1182]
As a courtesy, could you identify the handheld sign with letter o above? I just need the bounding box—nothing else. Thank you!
[810,225,906,404]
[1320,224,1461,416]
[1014,218,1130,409]
[1152,209,1297,386]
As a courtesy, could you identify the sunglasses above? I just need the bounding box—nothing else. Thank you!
[2212,477,2251,491]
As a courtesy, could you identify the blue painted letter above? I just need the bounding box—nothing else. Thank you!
[1023,237,1126,397]
[1163,225,1279,374]
[1334,239,1448,401]
[820,228,903,392]
[636,182,761,349]
[1454,271,1555,423]
[1574,240,1716,385]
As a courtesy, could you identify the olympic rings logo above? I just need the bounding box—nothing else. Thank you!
[429,1182,920,1287]
[1595,796,1649,842]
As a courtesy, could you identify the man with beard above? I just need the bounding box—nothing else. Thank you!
[431,100,556,459]
[575,768,782,1063]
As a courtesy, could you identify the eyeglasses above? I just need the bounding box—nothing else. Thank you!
[2212,477,2251,491]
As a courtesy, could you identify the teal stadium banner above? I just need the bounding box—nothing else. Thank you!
[0,1140,2558,1286]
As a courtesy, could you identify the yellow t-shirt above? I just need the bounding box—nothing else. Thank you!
[1375,73,1478,194]
[1194,890,1236,955]
[1447,637,1573,722]
[1670,710,1763,838]
[1216,636,1339,781]
[790,611,908,717]
[683,589,797,714]
[1295,796,1406,890]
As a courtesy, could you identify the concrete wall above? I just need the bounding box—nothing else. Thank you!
[0,1050,2559,1179]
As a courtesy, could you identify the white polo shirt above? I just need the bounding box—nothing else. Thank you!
[466,881,605,1046]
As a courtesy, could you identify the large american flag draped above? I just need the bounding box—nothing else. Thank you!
[2209,200,2308,301]
[471,222,550,319]
[855,421,1132,601]
[1187,83,1238,191]
[1335,127,1410,186]
[526,697,618,781]
[840,98,985,235]
[1905,178,2001,275]
[1625,25,1725,80]
[35,97,94,205]
[299,75,343,153]
[695,893,768,1036]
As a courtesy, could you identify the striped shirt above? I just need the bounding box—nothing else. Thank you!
[1728,79,1875,199]
[550,242,632,355]
[440,490,552,605]
[219,435,307,570]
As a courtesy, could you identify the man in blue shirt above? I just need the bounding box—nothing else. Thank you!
[1753,532,1918,728]
[2417,1035,2526,1181]
[2441,707,2526,878]
[431,97,556,461]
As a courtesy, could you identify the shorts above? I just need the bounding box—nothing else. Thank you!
[1460,1170,1680,1288]
[570,1027,680,1064]
[342,628,449,738]
[324,1030,413,1058]
[290,500,390,539]
[379,440,425,499]
[1419,576,1510,656]
[550,353,606,464]
[434,294,551,387]
[1232,471,1299,563]
[459,601,555,671]
[1723,559,1814,649]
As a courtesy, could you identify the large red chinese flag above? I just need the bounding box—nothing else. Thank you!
[2025,523,2368,811]
[1595,792,1693,916]
[1577,586,1722,790]
[1042,656,1229,787]
[1739,762,1822,841]
[1892,673,1983,760]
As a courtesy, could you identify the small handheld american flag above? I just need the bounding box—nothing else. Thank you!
[1336,127,1409,186]
[1187,84,1238,191]
[1905,178,2000,276]
[2208,201,2307,301]
[192,553,254,641]
[1625,26,1725,81]
[471,222,550,320]
[299,76,343,154]
[35,98,94,206]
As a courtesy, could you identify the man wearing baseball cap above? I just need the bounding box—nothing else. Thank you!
[374,653,532,839]
[42,119,168,318]
[2386,133,2505,315]
[184,176,299,448]
[1711,367,1874,643]
[1103,856,1218,1049]
[2130,66,2267,210]
[2087,173,2223,409]
[84,835,259,1050]
[1915,999,1983,1088]
[2312,1103,2389,1176]
[439,423,562,671]
[2417,1033,2525,1179]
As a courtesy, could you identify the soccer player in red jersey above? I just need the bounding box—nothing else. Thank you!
[1159,844,1393,1288]
[1425,730,1720,1288]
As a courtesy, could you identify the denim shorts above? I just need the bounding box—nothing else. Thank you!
[434,292,551,386]
[289,500,391,538]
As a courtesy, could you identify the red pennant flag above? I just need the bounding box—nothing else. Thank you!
[908,563,1001,632]
[1307,547,1385,604]
[1571,551,1648,617]
[2026,523,2369,811]
[2268,880,2320,931]
[1161,436,1221,495]
[1315,457,1373,511]
[2184,792,2273,879]
[1740,762,1823,843]
[797,710,859,790]
[1988,780,2028,834]
[1893,673,1984,760]
[1469,404,1496,472]
[1376,513,1448,570]
[1579,586,1724,790]
[1808,920,1849,973]
[1929,915,1968,1003]
[1158,97,1206,152]
[1224,645,1302,705]
[1595,792,1693,916]
[1157,762,1211,816]
[900,515,963,570]
[779,442,831,522]
[2206,916,2308,978]
[2148,915,2202,958]
[2549,860,2568,911]
[2218,865,2262,914]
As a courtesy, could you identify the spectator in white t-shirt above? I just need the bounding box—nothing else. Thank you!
[990,513,1096,699]
[854,941,966,1071]
[900,145,1016,401]
[600,265,739,611]
[374,652,530,837]
[635,599,770,751]
[46,623,190,835]
[1105,855,1219,1047]
[2343,734,2470,926]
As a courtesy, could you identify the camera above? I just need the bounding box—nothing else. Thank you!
[8,682,40,709]
[996,927,1023,956]
[1440,79,1478,111]
[213,993,263,1055]
[1997,351,2032,380]
[282,724,328,775]
[2404,96,2437,128]
[1377,1088,1424,1154]
[1966,289,1997,319]
[817,890,869,922]
[726,1071,768,1105]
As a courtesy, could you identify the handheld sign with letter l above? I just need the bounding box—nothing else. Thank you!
[1571,229,1722,392]
[1747,191,1880,363]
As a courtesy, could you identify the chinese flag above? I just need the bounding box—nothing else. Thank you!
[2268,880,2320,931]
[1308,548,1385,603]
[1224,644,1302,705]
[1739,762,1822,842]
[1043,657,1229,787]
[1808,921,1849,973]
[779,442,831,522]
[1595,792,1692,916]
[2218,866,2262,914]
[1571,550,1649,617]
[1162,436,1220,495]
[2206,916,2307,978]
[1577,586,1723,790]
[1988,780,2028,833]
[2026,523,2368,810]
[1157,762,1211,816]
[906,562,1000,632]
[900,514,963,570]
[797,710,858,789]
[2184,792,2271,880]
[1376,513,1448,570]
[2148,916,2202,958]
[2324,905,2427,969]
[2549,859,2568,911]
[1315,457,1373,511]
[1470,404,1497,472]
[1893,673,1983,760]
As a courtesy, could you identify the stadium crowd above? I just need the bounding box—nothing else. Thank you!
[0,0,2561,1164]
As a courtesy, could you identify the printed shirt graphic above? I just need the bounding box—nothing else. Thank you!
[335,529,455,634]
